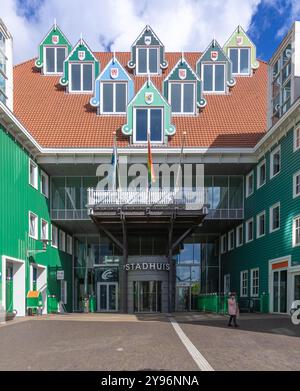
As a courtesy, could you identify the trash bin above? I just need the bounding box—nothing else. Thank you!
[27,291,43,315]
[48,295,58,313]
[89,295,96,313]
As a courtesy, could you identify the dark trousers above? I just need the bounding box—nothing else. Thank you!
[228,315,237,326]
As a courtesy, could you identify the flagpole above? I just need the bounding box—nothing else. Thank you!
[112,131,117,192]
[175,131,186,192]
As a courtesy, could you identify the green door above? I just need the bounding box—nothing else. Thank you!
[6,265,13,313]
[33,266,37,291]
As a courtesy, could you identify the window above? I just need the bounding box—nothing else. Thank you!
[220,234,227,254]
[60,280,67,305]
[59,230,66,252]
[67,235,73,255]
[224,274,230,294]
[294,127,300,151]
[270,203,280,233]
[257,160,266,188]
[101,82,127,113]
[51,225,58,248]
[29,159,38,189]
[293,216,300,247]
[229,48,250,75]
[70,63,93,92]
[270,146,281,178]
[240,270,248,297]
[228,230,234,251]
[137,47,158,74]
[41,219,49,240]
[293,171,300,198]
[250,268,259,297]
[169,82,195,114]
[246,171,254,197]
[44,46,66,74]
[236,224,243,247]
[245,218,254,243]
[41,171,49,197]
[134,108,163,143]
[256,211,266,238]
[29,212,38,240]
[203,63,225,92]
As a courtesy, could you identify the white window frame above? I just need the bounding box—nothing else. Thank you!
[270,145,281,179]
[220,234,227,254]
[100,81,127,114]
[293,170,300,198]
[245,171,254,197]
[51,224,58,248]
[133,107,164,144]
[292,215,300,247]
[29,211,38,240]
[202,62,226,93]
[257,159,266,189]
[228,230,234,251]
[250,268,259,297]
[59,230,66,252]
[168,82,196,114]
[256,211,266,238]
[229,47,251,76]
[245,218,254,243]
[294,126,300,152]
[60,280,67,305]
[67,234,73,255]
[69,62,94,93]
[270,202,280,233]
[29,159,38,190]
[40,219,49,241]
[136,46,160,75]
[43,46,67,75]
[40,170,49,198]
[236,224,243,247]
[240,270,248,297]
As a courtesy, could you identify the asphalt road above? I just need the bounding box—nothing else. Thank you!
[0,313,299,371]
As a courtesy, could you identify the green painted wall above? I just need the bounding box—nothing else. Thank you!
[0,124,72,312]
[221,126,300,299]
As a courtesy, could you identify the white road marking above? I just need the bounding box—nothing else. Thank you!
[169,316,214,371]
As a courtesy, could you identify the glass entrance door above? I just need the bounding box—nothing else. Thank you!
[272,269,287,313]
[176,286,190,311]
[293,274,300,301]
[97,282,118,312]
[133,281,162,312]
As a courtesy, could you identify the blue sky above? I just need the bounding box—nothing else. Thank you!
[2,0,300,63]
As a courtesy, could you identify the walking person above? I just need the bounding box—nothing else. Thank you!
[227,291,239,327]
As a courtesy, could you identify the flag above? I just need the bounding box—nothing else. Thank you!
[147,131,155,187]
[111,136,118,190]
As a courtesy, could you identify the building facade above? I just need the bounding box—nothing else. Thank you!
[0,20,299,316]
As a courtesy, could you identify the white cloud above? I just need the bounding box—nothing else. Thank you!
[1,0,261,64]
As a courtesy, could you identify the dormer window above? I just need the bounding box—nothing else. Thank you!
[101,82,127,114]
[69,63,93,92]
[44,46,67,74]
[229,47,250,75]
[137,47,159,74]
[202,63,225,93]
[169,82,195,114]
[134,108,163,143]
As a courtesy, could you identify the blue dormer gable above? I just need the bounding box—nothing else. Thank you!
[90,55,134,111]
[196,39,236,93]
[128,25,168,74]
[163,55,207,113]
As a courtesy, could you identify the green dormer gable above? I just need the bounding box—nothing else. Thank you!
[122,79,175,141]
[35,23,72,71]
[223,25,259,72]
[59,38,100,87]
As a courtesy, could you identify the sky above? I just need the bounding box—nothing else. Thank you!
[1,0,300,64]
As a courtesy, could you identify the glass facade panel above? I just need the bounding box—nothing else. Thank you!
[240,48,250,74]
[135,108,148,142]
[115,83,126,112]
[203,64,213,91]
[45,47,55,73]
[215,64,225,91]
[229,48,238,73]
[138,48,147,73]
[71,63,81,91]
[56,47,66,72]
[170,83,181,113]
[103,83,114,112]
[183,83,194,113]
[149,48,158,73]
[150,109,162,141]
[83,64,93,91]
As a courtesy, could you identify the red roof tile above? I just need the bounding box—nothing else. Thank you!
[13,52,267,149]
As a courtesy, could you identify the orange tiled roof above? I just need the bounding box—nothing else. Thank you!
[13,52,267,149]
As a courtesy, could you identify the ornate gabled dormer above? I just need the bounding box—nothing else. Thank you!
[163,54,206,115]
[127,25,168,75]
[196,39,236,94]
[223,25,259,75]
[59,37,100,93]
[35,22,72,74]
[90,54,134,114]
[122,78,175,144]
